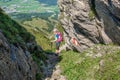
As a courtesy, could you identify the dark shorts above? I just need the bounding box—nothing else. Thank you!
[55,42,61,50]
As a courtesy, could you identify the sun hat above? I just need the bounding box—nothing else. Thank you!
[53,28,58,32]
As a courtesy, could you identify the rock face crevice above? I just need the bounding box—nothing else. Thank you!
[58,0,120,52]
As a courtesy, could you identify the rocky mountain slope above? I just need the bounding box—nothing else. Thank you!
[58,0,120,52]
[0,32,37,80]
[0,9,44,80]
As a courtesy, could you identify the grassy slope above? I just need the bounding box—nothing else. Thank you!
[22,18,53,50]
[0,10,33,45]
[22,16,64,51]
[59,45,120,80]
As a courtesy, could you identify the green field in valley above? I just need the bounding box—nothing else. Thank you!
[0,0,58,13]
[0,0,59,20]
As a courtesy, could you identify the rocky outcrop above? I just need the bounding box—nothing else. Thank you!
[0,9,38,80]
[0,31,37,80]
[41,53,66,80]
[58,0,120,52]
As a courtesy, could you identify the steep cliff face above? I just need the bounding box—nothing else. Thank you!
[58,0,120,52]
[0,10,39,80]
[0,32,37,80]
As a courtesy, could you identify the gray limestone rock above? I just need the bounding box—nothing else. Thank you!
[58,0,120,52]
[0,32,37,80]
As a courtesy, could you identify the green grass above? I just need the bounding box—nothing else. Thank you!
[95,51,120,80]
[59,45,120,80]
[22,18,54,50]
[88,10,95,20]
[0,10,33,45]
[59,51,99,80]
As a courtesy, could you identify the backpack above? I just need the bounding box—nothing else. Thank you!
[57,32,63,42]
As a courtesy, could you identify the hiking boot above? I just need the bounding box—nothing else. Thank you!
[55,53,59,56]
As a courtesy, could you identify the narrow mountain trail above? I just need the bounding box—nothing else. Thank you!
[41,53,66,80]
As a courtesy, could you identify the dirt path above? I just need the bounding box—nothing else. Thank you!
[41,53,66,80]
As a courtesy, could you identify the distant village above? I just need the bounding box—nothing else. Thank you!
[2,5,19,13]
[2,4,54,14]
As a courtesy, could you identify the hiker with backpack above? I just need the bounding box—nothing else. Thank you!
[51,28,62,56]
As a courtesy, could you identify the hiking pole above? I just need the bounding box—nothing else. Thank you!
[50,42,53,50]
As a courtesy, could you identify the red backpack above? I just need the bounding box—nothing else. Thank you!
[57,32,63,42]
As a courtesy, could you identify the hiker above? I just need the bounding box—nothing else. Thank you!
[51,28,62,55]
[71,37,78,46]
